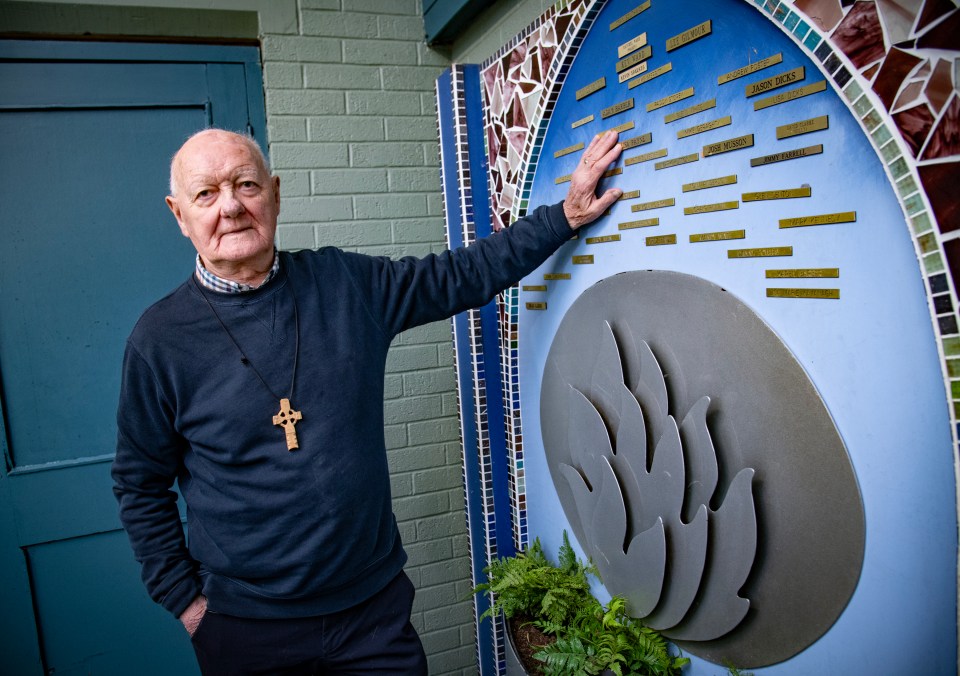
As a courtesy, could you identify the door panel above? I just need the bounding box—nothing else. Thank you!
[0,39,266,675]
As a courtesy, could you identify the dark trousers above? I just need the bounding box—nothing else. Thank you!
[191,572,427,675]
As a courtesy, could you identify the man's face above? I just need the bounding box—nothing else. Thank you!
[165,131,280,275]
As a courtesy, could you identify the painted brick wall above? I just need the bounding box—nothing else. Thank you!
[261,2,475,673]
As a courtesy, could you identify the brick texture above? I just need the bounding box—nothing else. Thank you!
[263,2,473,673]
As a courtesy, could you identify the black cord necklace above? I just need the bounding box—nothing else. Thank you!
[192,274,303,451]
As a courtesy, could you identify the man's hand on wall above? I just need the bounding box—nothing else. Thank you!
[562,130,624,230]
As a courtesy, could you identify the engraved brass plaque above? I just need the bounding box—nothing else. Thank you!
[619,217,659,229]
[618,61,649,83]
[777,115,829,139]
[666,20,712,51]
[621,132,652,149]
[745,66,805,98]
[702,133,754,157]
[544,273,571,280]
[767,288,840,299]
[690,229,745,242]
[604,120,636,135]
[576,77,606,101]
[522,285,548,291]
[684,200,739,215]
[619,189,641,200]
[779,211,856,228]
[683,174,737,192]
[728,246,793,258]
[629,62,672,88]
[616,45,653,73]
[656,153,699,170]
[554,142,585,158]
[632,197,676,211]
[555,174,572,184]
[678,115,732,139]
[754,80,827,110]
[718,53,784,84]
[647,87,695,112]
[526,302,548,310]
[766,268,839,278]
[618,32,648,58]
[625,148,668,165]
[572,255,594,264]
[572,114,595,129]
[602,167,623,178]
[647,234,678,246]
[601,98,635,119]
[750,144,823,166]
[586,234,622,245]
[610,0,651,30]
[742,187,812,201]
[664,98,716,122]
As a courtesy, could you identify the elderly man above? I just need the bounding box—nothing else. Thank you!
[113,128,621,675]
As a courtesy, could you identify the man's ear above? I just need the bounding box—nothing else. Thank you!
[165,195,190,238]
[272,175,281,210]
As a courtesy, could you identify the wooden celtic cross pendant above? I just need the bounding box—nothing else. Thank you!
[273,398,302,451]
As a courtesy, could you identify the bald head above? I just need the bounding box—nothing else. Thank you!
[169,129,270,198]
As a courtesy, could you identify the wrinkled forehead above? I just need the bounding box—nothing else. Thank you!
[173,133,269,190]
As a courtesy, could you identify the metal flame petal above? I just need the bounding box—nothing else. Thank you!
[680,396,719,523]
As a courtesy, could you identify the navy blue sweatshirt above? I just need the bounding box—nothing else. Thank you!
[112,203,572,619]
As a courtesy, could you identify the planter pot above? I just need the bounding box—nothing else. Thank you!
[502,615,615,676]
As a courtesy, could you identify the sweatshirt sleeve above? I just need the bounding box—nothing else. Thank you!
[339,201,573,337]
[112,341,201,618]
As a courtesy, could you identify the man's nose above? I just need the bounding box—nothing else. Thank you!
[220,192,245,218]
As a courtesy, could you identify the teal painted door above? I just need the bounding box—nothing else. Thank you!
[0,40,266,675]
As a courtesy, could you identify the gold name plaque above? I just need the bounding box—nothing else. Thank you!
[777,115,829,139]
[619,217,659,229]
[664,98,716,122]
[656,153,699,170]
[572,255,594,264]
[690,229,745,242]
[619,189,641,200]
[629,62,673,88]
[678,115,732,139]
[576,77,606,101]
[616,46,653,73]
[610,0,651,30]
[526,302,548,310]
[601,98,635,119]
[754,80,827,111]
[618,32,648,58]
[554,142,584,158]
[779,211,856,228]
[621,132,652,149]
[750,144,823,167]
[632,198,676,212]
[618,61,649,83]
[647,87,695,112]
[571,114,595,129]
[767,288,840,299]
[647,234,678,246]
[666,20,712,52]
[742,186,812,201]
[766,268,839,278]
[684,200,739,215]
[522,285,548,291]
[586,234,621,245]
[728,246,793,258]
[745,66,805,98]
[718,53,783,84]
[702,133,754,157]
[625,148,668,165]
[602,167,623,178]
[555,174,572,184]
[605,120,636,135]
[544,273,571,280]
[683,175,737,192]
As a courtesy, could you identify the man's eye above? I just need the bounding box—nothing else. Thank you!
[239,181,259,191]
[196,189,213,200]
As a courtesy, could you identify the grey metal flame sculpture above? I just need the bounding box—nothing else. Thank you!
[539,271,864,667]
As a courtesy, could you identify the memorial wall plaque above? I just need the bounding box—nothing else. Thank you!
[647,87,695,112]
[684,200,739,215]
[702,133,754,157]
[779,211,856,228]
[618,32,649,58]
[656,153,699,170]
[767,288,840,299]
[602,167,623,178]
[586,234,622,245]
[728,246,793,258]
[666,19,712,51]
[742,187,812,201]
[683,174,738,192]
[690,229,746,242]
[664,98,716,122]
[601,98,635,119]
[647,233,678,245]
[766,268,840,278]
[610,0,651,30]
[753,79,827,110]
[619,217,660,229]
[744,66,805,98]
[604,120,636,135]
[629,62,673,88]
[522,285,548,291]
[526,302,548,310]
[777,115,830,139]
[555,174,572,184]
[718,52,783,84]
[543,273,571,281]
[554,142,585,158]
[750,144,823,166]
[571,114,595,129]
[616,45,653,73]
[619,189,641,200]
[678,115,732,139]
[621,132,653,149]
[619,61,650,82]
[572,255,594,264]
[625,148,668,165]
[632,197,676,211]
[576,77,606,100]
